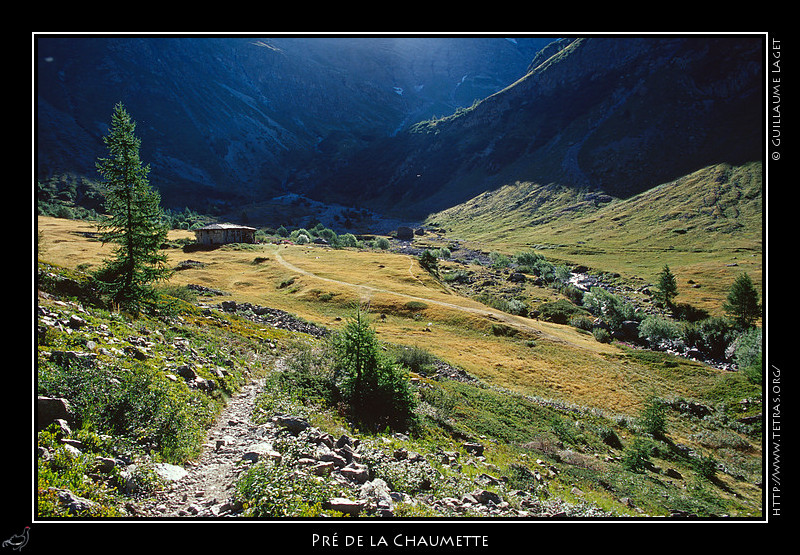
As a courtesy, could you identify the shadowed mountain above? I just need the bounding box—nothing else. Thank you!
[36,35,551,211]
[307,36,763,220]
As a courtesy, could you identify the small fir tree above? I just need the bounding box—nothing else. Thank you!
[638,395,668,438]
[655,264,678,309]
[723,273,761,330]
[93,103,171,314]
[332,308,417,432]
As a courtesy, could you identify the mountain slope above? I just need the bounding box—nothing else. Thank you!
[36,35,550,209]
[310,36,763,220]
[426,161,763,317]
[429,161,763,252]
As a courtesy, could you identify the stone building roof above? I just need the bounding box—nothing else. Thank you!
[195,223,256,231]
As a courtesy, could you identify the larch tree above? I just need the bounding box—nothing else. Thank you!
[655,264,678,309]
[93,102,171,314]
[723,272,761,330]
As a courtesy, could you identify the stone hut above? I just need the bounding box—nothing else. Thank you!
[194,223,257,245]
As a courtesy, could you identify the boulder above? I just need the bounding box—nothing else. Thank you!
[311,461,335,477]
[53,488,98,515]
[175,364,198,381]
[276,415,310,435]
[463,442,485,456]
[396,226,414,241]
[614,320,640,340]
[95,457,117,474]
[37,396,74,431]
[153,463,189,483]
[242,442,283,464]
[472,489,502,505]
[327,497,365,516]
[340,463,370,484]
[359,478,393,510]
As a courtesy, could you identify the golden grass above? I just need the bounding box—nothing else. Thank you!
[36,215,736,416]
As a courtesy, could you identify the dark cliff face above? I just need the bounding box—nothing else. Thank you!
[35,35,550,209]
[310,36,764,219]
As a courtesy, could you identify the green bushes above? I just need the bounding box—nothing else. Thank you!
[537,299,589,325]
[582,287,641,332]
[637,396,668,438]
[681,317,732,358]
[394,345,437,375]
[475,293,529,317]
[638,315,681,346]
[235,459,337,517]
[418,250,439,274]
[733,327,762,383]
[39,354,215,464]
[622,438,655,473]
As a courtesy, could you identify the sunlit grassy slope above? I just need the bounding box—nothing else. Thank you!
[426,162,763,318]
[37,209,749,417]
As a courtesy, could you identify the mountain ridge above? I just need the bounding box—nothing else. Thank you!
[308,36,763,220]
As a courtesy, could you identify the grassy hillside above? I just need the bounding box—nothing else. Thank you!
[35,213,763,519]
[426,162,763,318]
[37,214,756,414]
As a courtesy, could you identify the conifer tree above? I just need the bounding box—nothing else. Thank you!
[655,264,678,309]
[723,272,761,330]
[332,308,416,432]
[93,103,170,313]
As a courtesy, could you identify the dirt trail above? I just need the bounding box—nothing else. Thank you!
[136,378,265,517]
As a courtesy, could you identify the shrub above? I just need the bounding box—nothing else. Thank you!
[682,317,732,358]
[490,252,511,269]
[538,299,588,324]
[723,272,761,330]
[515,252,556,282]
[418,250,439,274]
[582,288,641,331]
[639,315,681,348]
[235,460,337,517]
[692,454,718,480]
[593,327,612,343]
[339,233,359,248]
[506,298,528,316]
[733,327,763,384]
[569,315,595,331]
[395,345,436,375]
[515,251,544,268]
[562,284,584,305]
[733,327,762,369]
[100,366,215,462]
[376,237,390,250]
[271,341,339,407]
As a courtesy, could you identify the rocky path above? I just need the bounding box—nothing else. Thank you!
[136,378,266,517]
